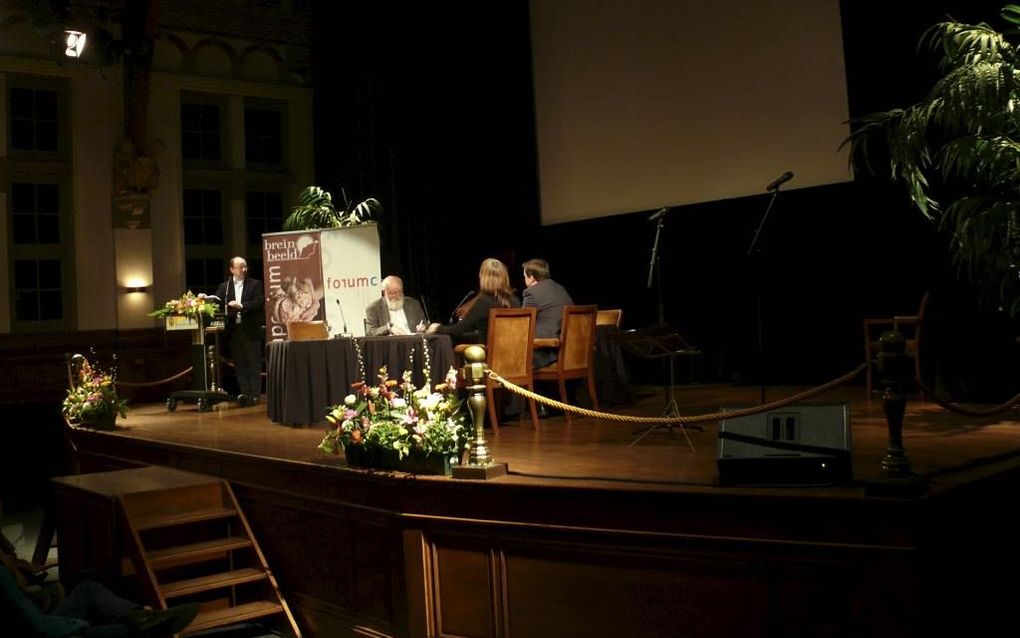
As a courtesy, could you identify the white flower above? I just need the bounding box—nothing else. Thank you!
[391,397,407,408]
[344,394,357,406]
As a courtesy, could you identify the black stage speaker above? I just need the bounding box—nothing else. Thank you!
[717,403,852,485]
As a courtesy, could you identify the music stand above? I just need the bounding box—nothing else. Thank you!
[612,323,702,448]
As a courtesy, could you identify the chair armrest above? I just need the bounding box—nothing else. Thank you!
[892,315,919,323]
[533,338,560,349]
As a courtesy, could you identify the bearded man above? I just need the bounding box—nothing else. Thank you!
[364,275,427,335]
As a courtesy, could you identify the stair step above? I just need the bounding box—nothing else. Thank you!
[182,600,284,634]
[148,537,252,569]
[134,506,238,530]
[161,568,268,598]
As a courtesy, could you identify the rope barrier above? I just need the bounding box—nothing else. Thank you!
[486,363,866,426]
[116,367,193,388]
[915,378,1020,417]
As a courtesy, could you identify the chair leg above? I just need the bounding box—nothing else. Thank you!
[587,369,599,411]
[526,385,540,431]
[558,378,571,424]
[486,384,500,434]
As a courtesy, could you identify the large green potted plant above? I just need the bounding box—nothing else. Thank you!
[843,5,1020,316]
[283,186,380,230]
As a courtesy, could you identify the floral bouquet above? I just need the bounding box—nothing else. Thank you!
[319,365,469,472]
[148,290,218,319]
[62,356,128,429]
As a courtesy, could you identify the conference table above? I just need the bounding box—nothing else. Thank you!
[266,334,455,426]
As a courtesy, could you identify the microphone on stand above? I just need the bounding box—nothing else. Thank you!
[420,294,432,324]
[335,298,351,338]
[647,207,670,222]
[765,171,794,192]
[449,290,475,323]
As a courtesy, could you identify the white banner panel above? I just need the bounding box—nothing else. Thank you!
[319,224,381,336]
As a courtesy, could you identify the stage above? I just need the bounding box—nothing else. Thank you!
[62,383,1020,637]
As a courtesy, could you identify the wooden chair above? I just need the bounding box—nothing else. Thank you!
[596,308,623,328]
[534,305,599,423]
[287,320,329,341]
[863,291,929,396]
[455,307,540,432]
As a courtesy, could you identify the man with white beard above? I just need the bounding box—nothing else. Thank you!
[364,275,428,336]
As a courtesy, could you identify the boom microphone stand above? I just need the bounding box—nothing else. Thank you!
[746,171,794,404]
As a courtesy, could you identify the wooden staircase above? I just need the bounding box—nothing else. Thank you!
[117,480,301,637]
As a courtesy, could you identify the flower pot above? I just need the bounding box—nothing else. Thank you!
[344,444,455,475]
[82,411,117,431]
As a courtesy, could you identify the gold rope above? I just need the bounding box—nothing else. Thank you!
[116,367,193,388]
[486,363,866,425]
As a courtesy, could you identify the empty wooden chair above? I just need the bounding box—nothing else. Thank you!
[596,308,623,328]
[534,305,599,423]
[863,291,929,396]
[287,320,329,341]
[455,307,540,432]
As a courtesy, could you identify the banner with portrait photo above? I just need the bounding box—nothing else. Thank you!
[319,223,381,337]
[262,230,326,342]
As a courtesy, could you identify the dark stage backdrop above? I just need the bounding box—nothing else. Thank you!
[310,0,1019,398]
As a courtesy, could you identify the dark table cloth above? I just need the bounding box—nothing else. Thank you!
[266,335,455,426]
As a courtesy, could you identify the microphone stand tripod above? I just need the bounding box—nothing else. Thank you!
[746,188,782,404]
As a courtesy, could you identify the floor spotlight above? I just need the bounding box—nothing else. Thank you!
[65,30,87,58]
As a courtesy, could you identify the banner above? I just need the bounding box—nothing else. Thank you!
[262,229,325,342]
[261,224,381,341]
[319,224,381,337]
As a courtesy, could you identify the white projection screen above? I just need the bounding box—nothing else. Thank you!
[530,0,852,225]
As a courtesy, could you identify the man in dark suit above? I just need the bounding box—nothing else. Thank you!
[364,275,428,336]
[216,257,265,406]
[522,258,573,369]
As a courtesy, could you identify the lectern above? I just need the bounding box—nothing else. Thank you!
[164,314,231,412]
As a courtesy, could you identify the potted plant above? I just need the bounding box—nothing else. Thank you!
[843,5,1020,316]
[283,186,380,230]
[319,365,470,475]
[62,355,129,430]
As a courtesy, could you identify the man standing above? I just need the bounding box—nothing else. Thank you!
[216,257,265,406]
[365,275,428,335]
[522,258,573,368]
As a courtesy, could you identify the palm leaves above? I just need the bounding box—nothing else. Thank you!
[282,186,381,231]
[843,6,1020,315]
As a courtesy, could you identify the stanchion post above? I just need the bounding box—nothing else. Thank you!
[452,345,508,480]
[866,330,927,496]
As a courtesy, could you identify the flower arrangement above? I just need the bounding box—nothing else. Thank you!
[62,356,128,429]
[148,290,218,320]
[319,365,470,472]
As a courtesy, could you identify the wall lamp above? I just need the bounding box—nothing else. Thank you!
[123,285,150,294]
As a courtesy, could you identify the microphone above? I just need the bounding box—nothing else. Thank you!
[335,298,350,337]
[765,171,794,192]
[449,290,475,323]
[420,294,432,324]
[647,207,670,222]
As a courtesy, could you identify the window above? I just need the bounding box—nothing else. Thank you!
[7,177,72,329]
[245,191,283,244]
[181,102,222,162]
[11,183,60,244]
[183,189,224,245]
[183,188,226,294]
[13,259,62,321]
[244,106,284,166]
[9,87,58,152]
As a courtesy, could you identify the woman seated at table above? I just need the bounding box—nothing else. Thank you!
[427,257,520,344]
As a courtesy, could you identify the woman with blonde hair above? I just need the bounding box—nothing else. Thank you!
[428,258,520,343]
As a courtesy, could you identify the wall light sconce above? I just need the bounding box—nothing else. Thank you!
[64,30,87,58]
[123,285,150,294]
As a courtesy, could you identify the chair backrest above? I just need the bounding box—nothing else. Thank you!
[287,320,329,341]
[485,307,537,382]
[558,305,598,372]
[596,308,623,328]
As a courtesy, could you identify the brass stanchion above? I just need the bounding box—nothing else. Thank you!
[866,330,927,496]
[452,345,507,480]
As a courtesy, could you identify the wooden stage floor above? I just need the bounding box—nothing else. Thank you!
[104,383,1020,494]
